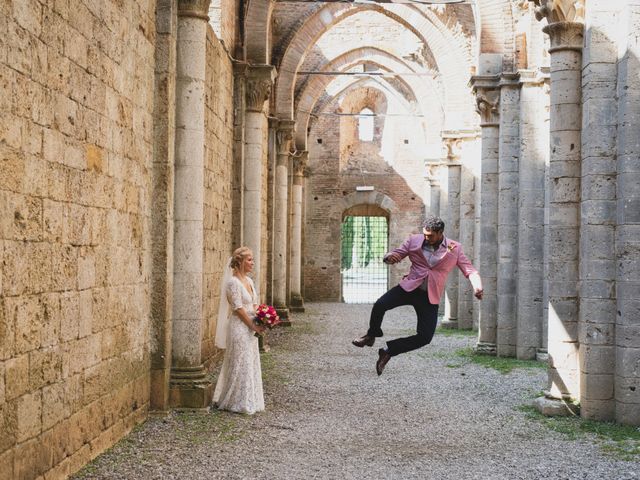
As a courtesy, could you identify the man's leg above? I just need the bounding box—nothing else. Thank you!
[366,285,411,337]
[385,291,439,356]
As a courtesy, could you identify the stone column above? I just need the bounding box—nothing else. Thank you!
[442,139,462,329]
[517,70,549,361]
[428,169,441,216]
[169,0,212,409]
[289,152,307,312]
[496,74,521,357]
[458,159,477,330]
[151,0,177,412]
[273,120,295,321]
[470,76,500,355]
[576,0,621,422]
[615,2,640,426]
[243,65,277,293]
[531,0,584,406]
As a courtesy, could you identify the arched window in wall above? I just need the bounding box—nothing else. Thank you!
[358,108,374,142]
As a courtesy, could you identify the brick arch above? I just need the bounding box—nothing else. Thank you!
[244,0,275,64]
[476,0,517,68]
[339,191,398,218]
[275,3,471,127]
[294,48,443,150]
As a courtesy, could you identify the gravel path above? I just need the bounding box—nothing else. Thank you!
[74,303,639,480]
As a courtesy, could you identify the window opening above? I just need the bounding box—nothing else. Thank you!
[358,108,374,142]
[341,216,388,303]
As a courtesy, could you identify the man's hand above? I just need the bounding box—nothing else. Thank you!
[384,253,402,264]
[474,287,483,300]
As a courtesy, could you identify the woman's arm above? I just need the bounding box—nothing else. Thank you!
[235,307,266,333]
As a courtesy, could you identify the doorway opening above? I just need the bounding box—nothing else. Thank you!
[341,214,388,303]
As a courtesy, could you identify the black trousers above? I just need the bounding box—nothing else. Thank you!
[366,285,439,357]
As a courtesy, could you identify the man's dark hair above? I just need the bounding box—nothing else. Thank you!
[422,216,445,232]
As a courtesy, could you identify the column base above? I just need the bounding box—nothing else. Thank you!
[536,348,549,362]
[440,318,458,329]
[474,341,496,355]
[275,305,292,326]
[289,294,305,313]
[533,392,579,417]
[169,365,213,409]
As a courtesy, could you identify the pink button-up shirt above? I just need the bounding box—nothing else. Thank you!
[384,234,478,305]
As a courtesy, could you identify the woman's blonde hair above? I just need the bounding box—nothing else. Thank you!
[230,246,252,271]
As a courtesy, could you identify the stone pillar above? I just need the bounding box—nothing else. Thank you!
[496,74,521,357]
[232,61,248,248]
[458,160,477,330]
[471,76,500,355]
[442,139,462,329]
[243,65,277,293]
[517,70,549,360]
[169,0,212,409]
[615,2,640,426]
[289,152,307,312]
[578,1,620,421]
[531,0,584,405]
[273,120,295,321]
[428,175,441,216]
[151,0,177,412]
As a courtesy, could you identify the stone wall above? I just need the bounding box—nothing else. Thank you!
[202,28,235,368]
[0,1,155,478]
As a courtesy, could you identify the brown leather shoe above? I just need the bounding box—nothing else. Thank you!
[376,348,391,376]
[352,335,375,348]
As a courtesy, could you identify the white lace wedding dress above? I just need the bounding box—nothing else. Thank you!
[213,276,265,414]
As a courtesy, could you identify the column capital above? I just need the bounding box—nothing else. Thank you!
[292,151,308,176]
[178,0,212,19]
[470,75,500,127]
[276,119,296,155]
[530,0,584,24]
[246,64,277,112]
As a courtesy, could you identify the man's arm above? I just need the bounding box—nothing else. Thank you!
[457,246,483,299]
[383,236,411,264]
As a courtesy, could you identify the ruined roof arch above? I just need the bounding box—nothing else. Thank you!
[294,47,443,150]
[274,3,470,124]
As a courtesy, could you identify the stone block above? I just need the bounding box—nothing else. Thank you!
[29,346,62,391]
[533,396,575,417]
[78,289,93,338]
[16,390,42,442]
[59,292,79,342]
[580,398,616,422]
[10,295,43,354]
[580,345,616,376]
[13,435,51,480]
[616,401,640,427]
[615,375,640,404]
[578,319,615,346]
[0,298,14,360]
[581,372,614,400]
[617,324,640,347]
[41,382,65,431]
[616,347,640,376]
[0,449,14,480]
[50,244,77,291]
[63,374,83,418]
[40,293,61,348]
[5,354,29,401]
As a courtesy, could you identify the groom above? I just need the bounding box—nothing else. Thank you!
[352,216,483,375]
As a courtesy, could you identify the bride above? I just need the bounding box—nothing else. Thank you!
[213,247,266,414]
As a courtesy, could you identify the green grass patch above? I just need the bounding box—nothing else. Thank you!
[518,405,640,460]
[454,347,547,374]
[435,327,477,338]
[260,351,289,386]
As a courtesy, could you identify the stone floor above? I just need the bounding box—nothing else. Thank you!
[73,303,639,480]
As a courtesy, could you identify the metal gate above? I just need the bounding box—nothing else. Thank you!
[341,216,388,303]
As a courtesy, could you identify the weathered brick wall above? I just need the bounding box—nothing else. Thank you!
[304,90,427,301]
[0,1,155,478]
[202,28,235,368]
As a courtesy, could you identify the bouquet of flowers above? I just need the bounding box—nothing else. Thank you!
[254,304,282,332]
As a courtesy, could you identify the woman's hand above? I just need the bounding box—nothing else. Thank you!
[253,324,266,334]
